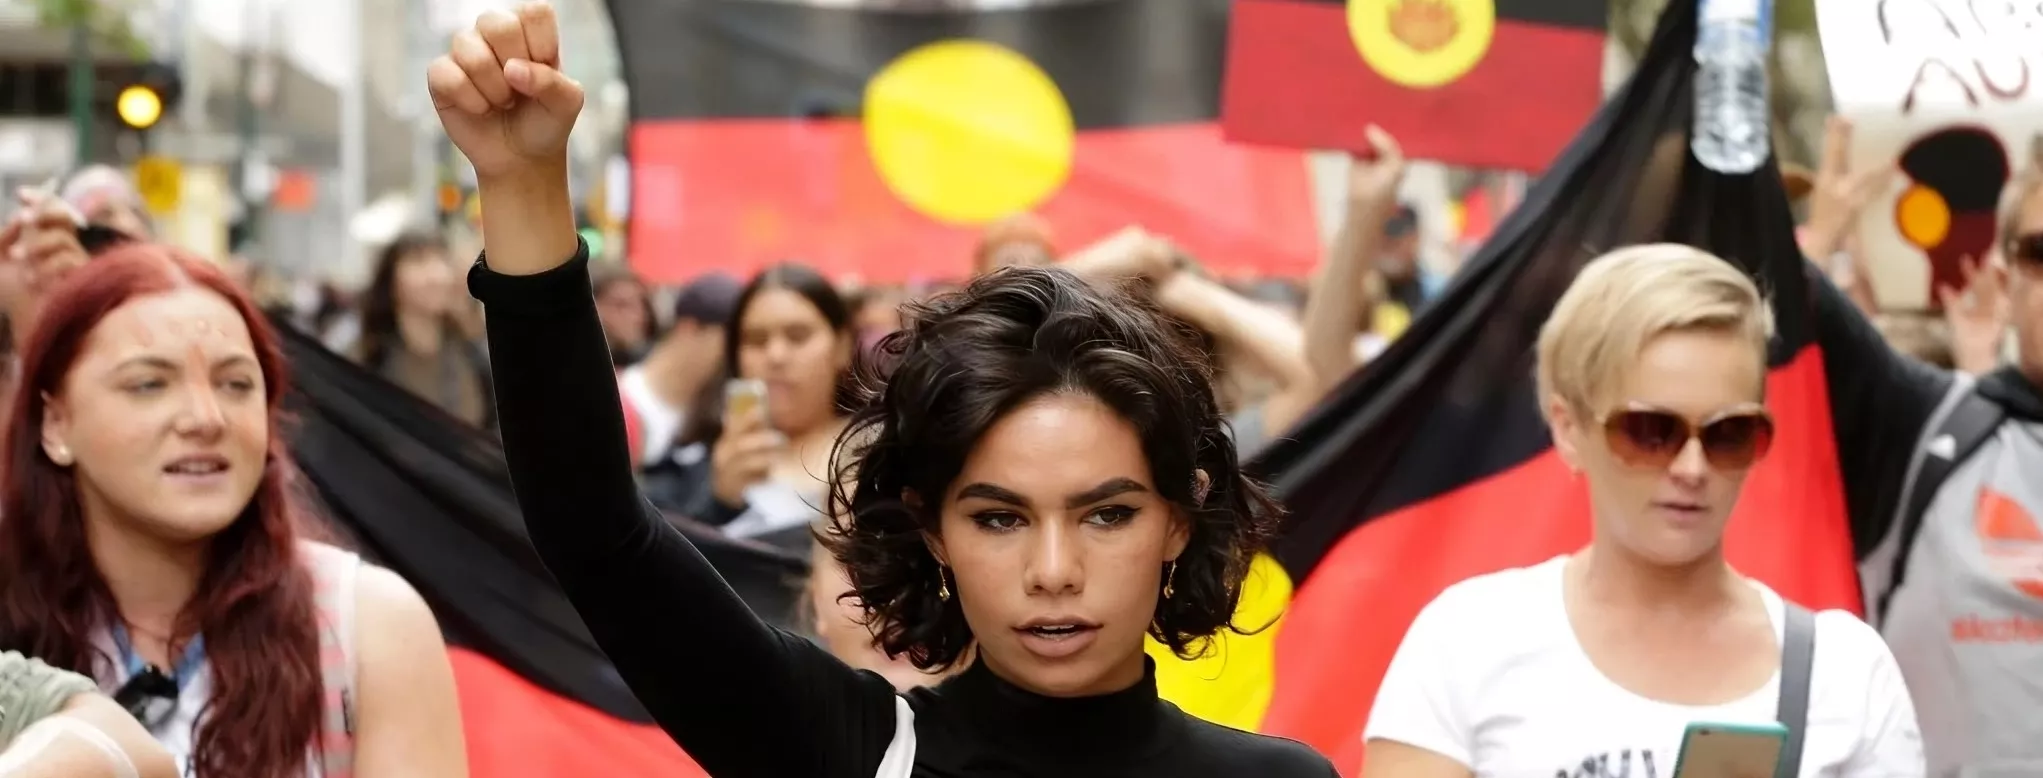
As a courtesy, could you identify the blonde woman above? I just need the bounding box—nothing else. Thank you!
[1362,245,1923,778]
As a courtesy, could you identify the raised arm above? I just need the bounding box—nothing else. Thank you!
[430,6,896,775]
[1299,126,1405,395]
[1809,266,1954,558]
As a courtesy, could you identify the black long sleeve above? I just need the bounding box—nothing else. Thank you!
[1806,266,1954,557]
[469,245,897,778]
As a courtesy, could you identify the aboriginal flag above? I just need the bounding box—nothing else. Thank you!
[276,323,807,777]
[1241,0,1862,770]
[608,0,1320,284]
[1222,0,1607,171]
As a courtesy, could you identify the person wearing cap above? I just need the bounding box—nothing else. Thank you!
[619,272,742,468]
[1378,203,1447,316]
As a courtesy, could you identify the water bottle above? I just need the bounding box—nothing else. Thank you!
[1692,0,1773,174]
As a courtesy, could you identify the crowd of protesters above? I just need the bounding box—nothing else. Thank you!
[0,5,2030,773]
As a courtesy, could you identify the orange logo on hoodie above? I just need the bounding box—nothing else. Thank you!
[1977,488,2043,601]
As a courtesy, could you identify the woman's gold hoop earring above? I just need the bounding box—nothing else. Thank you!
[937,567,952,601]
[1162,560,1177,600]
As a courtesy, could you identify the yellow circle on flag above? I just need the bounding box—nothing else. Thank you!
[1895,184,1951,250]
[864,40,1076,225]
[1348,0,1496,89]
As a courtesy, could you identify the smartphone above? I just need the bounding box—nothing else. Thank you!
[724,378,768,423]
[1670,722,1788,778]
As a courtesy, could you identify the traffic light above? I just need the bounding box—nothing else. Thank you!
[113,62,181,131]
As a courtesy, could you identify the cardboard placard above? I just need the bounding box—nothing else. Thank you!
[1817,0,2043,311]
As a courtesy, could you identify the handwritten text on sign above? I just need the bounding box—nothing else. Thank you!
[1817,0,2043,310]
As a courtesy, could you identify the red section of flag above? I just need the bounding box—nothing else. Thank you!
[625,120,1319,285]
[1221,0,1604,172]
[1258,349,1859,774]
[450,648,704,777]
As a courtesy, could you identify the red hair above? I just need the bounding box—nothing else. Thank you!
[0,244,325,778]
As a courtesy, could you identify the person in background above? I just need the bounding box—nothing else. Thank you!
[641,264,856,552]
[0,242,467,777]
[0,651,176,778]
[0,193,88,376]
[1375,203,1445,327]
[695,264,855,551]
[351,233,496,430]
[592,266,655,367]
[1363,244,1920,778]
[620,272,741,467]
[1058,226,1320,456]
[848,286,906,356]
[973,212,1057,274]
[57,167,153,243]
[0,167,160,393]
[1873,313,1956,371]
[1301,125,1410,390]
[803,542,956,692]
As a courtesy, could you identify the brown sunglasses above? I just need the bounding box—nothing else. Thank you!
[1599,403,1776,471]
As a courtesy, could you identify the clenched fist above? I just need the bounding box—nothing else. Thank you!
[427,2,584,182]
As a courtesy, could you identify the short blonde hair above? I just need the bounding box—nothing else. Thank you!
[1535,244,1775,419]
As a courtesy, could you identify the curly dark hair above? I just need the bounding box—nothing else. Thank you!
[822,266,1283,671]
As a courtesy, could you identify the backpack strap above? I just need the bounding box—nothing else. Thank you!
[1876,387,2006,623]
[304,543,361,778]
[1775,603,1816,778]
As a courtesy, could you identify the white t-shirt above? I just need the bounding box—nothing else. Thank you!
[1365,557,1924,777]
[618,364,686,466]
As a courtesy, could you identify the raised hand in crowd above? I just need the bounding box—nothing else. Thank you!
[427,0,582,276]
[0,188,91,344]
[1799,116,1894,283]
[1301,123,1407,390]
[1938,253,2010,375]
[1058,225,1177,281]
[1346,123,1408,213]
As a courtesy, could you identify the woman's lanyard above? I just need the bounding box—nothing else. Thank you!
[109,622,205,729]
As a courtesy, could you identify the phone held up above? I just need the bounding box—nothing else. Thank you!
[725,378,769,426]
[1671,721,1788,778]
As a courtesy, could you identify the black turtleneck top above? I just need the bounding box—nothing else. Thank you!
[469,245,1338,778]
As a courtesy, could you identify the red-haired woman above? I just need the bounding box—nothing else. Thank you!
[0,243,469,778]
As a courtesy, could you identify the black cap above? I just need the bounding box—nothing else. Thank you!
[672,272,744,327]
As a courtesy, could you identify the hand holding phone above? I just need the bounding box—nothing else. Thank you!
[1671,722,1788,778]
[724,378,768,424]
[710,379,781,507]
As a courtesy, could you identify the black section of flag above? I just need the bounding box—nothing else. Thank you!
[603,0,1229,129]
[1247,0,1810,578]
[275,318,809,723]
[1282,0,1608,30]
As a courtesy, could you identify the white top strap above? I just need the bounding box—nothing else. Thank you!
[873,696,917,778]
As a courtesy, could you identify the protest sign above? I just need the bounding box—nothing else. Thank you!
[1817,0,2043,311]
